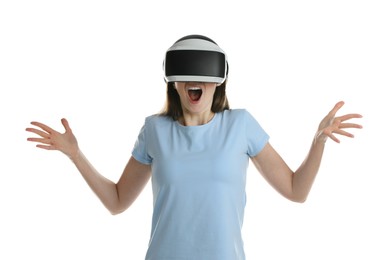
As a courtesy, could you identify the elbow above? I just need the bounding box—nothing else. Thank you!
[110,210,123,216]
[109,207,126,215]
[109,207,122,215]
[285,192,308,203]
[108,202,131,215]
[292,197,307,204]
[290,194,308,203]
[105,193,131,215]
[287,184,310,203]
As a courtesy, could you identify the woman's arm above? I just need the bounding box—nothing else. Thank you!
[26,118,151,214]
[71,153,151,215]
[251,101,362,202]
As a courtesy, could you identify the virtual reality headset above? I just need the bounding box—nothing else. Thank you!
[163,35,228,84]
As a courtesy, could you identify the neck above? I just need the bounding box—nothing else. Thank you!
[179,110,215,126]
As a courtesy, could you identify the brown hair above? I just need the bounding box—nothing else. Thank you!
[160,81,230,120]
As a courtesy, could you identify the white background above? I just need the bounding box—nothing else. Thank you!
[1,0,387,259]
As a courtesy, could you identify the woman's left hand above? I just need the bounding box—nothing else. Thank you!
[316,101,363,143]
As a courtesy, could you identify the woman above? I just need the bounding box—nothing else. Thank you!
[26,35,362,259]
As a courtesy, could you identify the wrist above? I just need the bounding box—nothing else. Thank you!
[314,131,327,145]
[68,148,81,162]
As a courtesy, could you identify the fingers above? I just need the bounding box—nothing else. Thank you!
[328,129,355,143]
[26,120,60,148]
[319,101,363,143]
[329,101,363,122]
[326,133,340,143]
[26,118,72,136]
[26,136,58,151]
[27,137,52,145]
[337,113,363,122]
[338,122,363,129]
[26,122,54,144]
[29,121,55,134]
[61,118,72,132]
[328,101,345,118]
[323,128,352,143]
[36,144,56,150]
[27,137,54,147]
[26,118,76,154]
[25,127,50,138]
[333,112,363,130]
[323,120,361,143]
[334,129,355,138]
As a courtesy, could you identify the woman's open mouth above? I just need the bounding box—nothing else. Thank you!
[188,87,203,102]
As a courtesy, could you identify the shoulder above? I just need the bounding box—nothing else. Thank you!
[222,108,251,115]
[219,108,254,122]
[220,109,266,133]
[144,114,174,129]
[214,109,258,131]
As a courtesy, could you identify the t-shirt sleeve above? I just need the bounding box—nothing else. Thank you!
[132,119,153,165]
[244,109,270,157]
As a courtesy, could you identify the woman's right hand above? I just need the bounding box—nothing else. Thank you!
[26,118,79,160]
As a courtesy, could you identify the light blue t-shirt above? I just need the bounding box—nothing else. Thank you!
[132,109,269,260]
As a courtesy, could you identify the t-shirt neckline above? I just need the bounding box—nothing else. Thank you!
[174,112,218,129]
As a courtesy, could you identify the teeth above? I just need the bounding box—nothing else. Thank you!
[188,87,201,90]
